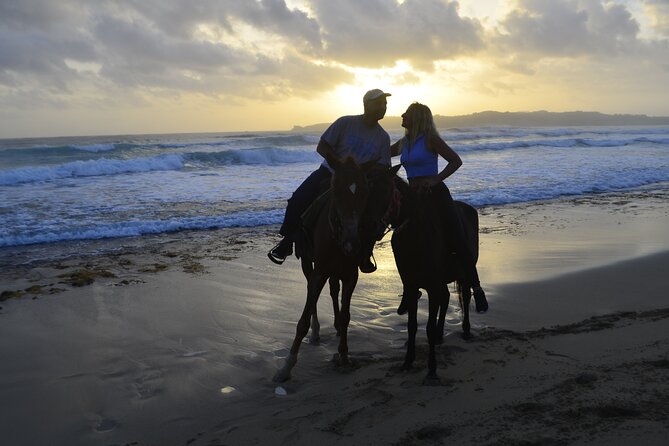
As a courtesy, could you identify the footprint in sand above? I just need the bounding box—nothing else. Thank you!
[180,350,208,358]
[273,348,290,359]
[94,418,118,433]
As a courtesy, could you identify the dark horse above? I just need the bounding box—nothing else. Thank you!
[391,179,481,382]
[273,156,401,382]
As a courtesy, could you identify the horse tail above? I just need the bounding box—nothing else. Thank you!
[454,201,480,264]
[455,281,463,309]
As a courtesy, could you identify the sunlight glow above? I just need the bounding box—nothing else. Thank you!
[2,0,669,138]
[64,59,102,75]
[326,61,437,117]
[193,21,291,58]
[457,0,511,24]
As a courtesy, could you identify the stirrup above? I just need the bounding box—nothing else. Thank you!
[268,241,292,265]
[267,250,285,265]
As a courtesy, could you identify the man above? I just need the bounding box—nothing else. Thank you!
[268,88,392,273]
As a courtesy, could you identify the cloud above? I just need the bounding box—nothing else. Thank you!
[92,15,245,88]
[0,0,84,31]
[123,0,323,52]
[0,0,342,107]
[0,1,97,91]
[645,0,669,37]
[1,0,669,129]
[310,0,484,69]
[495,0,640,57]
[0,0,487,110]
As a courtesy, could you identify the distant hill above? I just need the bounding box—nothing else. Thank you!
[291,111,669,132]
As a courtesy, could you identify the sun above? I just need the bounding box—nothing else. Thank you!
[324,62,439,119]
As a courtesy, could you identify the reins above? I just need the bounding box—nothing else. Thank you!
[380,179,403,233]
[327,202,342,242]
[325,168,401,247]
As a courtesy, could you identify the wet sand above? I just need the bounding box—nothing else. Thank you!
[0,190,668,445]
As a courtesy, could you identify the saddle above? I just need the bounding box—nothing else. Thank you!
[295,188,331,261]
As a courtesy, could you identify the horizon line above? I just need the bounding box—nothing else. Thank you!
[3,109,669,140]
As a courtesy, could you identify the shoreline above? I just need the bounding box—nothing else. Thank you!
[1,189,668,445]
[1,185,667,283]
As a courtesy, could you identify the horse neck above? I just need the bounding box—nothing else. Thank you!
[323,166,369,255]
[391,178,413,227]
[396,187,434,232]
[330,168,368,221]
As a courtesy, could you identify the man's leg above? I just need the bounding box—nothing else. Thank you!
[268,166,331,264]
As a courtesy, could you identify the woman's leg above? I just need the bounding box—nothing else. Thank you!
[434,184,488,312]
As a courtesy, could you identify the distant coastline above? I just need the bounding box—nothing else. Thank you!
[291,110,669,132]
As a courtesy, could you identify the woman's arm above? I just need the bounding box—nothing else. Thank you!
[423,134,462,186]
[430,134,462,181]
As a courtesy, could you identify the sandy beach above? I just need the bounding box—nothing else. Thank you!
[1,190,668,446]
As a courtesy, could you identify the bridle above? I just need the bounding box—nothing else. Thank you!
[325,165,401,251]
[327,203,342,243]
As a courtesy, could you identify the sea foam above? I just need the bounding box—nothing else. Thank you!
[0,210,284,247]
[0,154,184,186]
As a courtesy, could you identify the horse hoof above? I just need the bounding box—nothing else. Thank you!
[272,369,291,383]
[332,353,352,368]
[435,336,444,345]
[308,336,320,345]
[422,374,441,386]
[461,331,472,340]
[337,357,351,367]
[400,361,413,371]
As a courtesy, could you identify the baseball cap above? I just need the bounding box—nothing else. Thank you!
[363,89,391,103]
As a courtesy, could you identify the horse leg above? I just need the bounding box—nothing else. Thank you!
[309,309,321,345]
[335,272,358,366]
[302,259,321,345]
[424,286,442,383]
[273,272,328,382]
[402,286,420,370]
[436,286,450,345]
[459,281,472,339]
[329,277,341,336]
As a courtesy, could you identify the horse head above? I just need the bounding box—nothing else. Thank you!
[363,163,403,240]
[327,155,373,256]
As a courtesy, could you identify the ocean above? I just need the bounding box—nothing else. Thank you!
[1,125,668,250]
[1,125,669,446]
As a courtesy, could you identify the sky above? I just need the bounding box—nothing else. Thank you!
[1,0,669,138]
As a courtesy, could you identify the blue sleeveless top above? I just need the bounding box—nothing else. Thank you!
[400,134,437,178]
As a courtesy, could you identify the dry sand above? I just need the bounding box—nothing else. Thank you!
[0,191,668,446]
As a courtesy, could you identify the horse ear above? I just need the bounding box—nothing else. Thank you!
[343,156,357,168]
[389,163,402,176]
[360,157,380,172]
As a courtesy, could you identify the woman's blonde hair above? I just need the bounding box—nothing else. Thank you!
[404,102,439,150]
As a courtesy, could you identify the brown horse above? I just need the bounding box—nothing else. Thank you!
[391,180,481,382]
[273,156,400,382]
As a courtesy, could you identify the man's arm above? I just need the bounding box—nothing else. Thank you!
[316,138,336,161]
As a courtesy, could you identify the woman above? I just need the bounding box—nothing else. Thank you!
[391,102,488,314]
